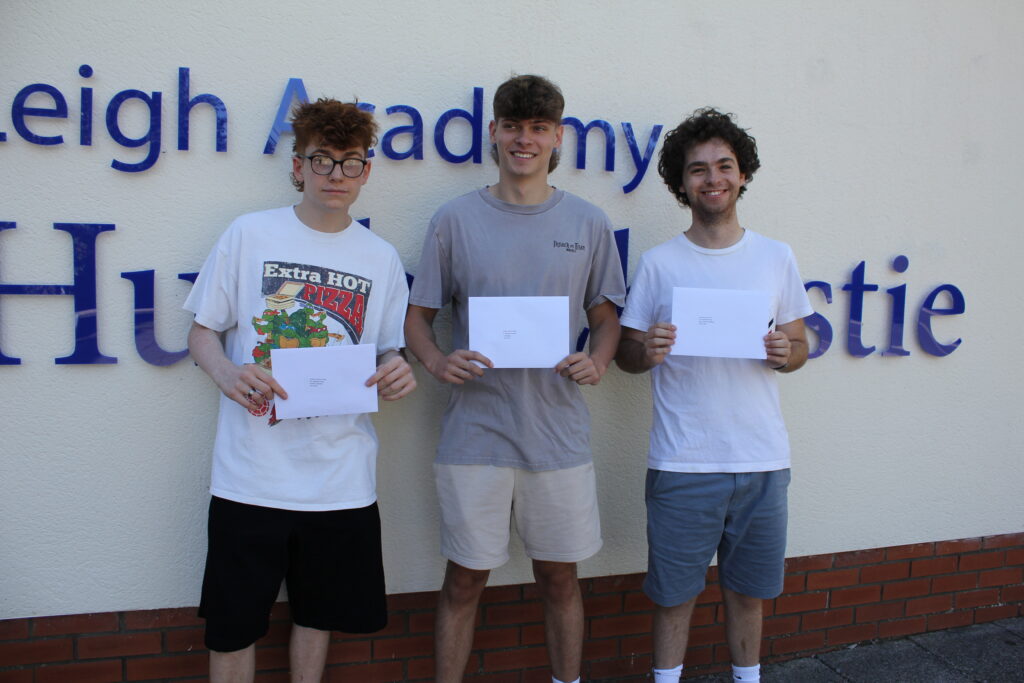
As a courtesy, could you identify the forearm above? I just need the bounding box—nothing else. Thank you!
[403,309,448,379]
[586,316,620,376]
[776,338,808,373]
[187,323,236,392]
[615,336,654,374]
[376,348,406,365]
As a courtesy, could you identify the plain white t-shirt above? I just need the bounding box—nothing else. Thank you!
[620,229,813,473]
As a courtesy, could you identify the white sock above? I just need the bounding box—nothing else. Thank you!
[552,678,580,683]
[732,663,760,682]
[653,663,683,683]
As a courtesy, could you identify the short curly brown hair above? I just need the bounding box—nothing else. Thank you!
[490,74,565,172]
[657,107,760,207]
[290,98,378,191]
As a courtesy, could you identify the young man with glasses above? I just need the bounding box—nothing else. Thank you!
[405,75,626,683]
[184,98,415,682]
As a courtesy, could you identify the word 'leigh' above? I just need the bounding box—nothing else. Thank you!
[0,223,965,366]
[1,66,662,193]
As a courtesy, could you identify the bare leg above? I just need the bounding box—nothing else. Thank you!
[722,588,763,666]
[652,597,697,669]
[532,560,583,682]
[435,560,490,683]
[210,645,255,683]
[289,623,331,682]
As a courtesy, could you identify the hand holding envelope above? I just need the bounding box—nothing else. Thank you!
[468,296,570,368]
[270,344,379,420]
[670,287,772,359]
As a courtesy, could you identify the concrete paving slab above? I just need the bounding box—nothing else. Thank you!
[761,656,846,681]
[818,639,971,682]
[910,621,1024,682]
[997,617,1024,638]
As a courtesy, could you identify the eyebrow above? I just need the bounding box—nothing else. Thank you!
[311,148,364,158]
[686,157,736,170]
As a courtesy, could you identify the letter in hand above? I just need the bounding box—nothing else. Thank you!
[645,322,676,366]
[366,355,417,401]
[433,349,493,385]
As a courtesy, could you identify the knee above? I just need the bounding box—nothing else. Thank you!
[723,588,763,615]
[442,564,489,605]
[533,562,579,603]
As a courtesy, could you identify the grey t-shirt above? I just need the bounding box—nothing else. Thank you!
[409,187,627,471]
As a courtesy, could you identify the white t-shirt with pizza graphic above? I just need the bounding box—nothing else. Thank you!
[185,206,408,511]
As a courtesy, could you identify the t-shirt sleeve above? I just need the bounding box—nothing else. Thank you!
[584,220,627,310]
[375,250,410,354]
[408,215,450,310]
[183,227,239,332]
[777,246,814,326]
[619,253,656,332]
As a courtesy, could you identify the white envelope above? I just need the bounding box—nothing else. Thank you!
[270,344,378,419]
[671,288,771,359]
[469,296,570,368]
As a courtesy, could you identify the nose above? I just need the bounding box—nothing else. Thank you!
[328,161,346,180]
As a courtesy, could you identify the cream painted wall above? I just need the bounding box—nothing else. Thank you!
[2,1,1022,619]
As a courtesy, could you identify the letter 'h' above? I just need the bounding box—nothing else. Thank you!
[0,222,116,364]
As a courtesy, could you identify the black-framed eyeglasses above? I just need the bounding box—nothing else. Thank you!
[296,154,368,178]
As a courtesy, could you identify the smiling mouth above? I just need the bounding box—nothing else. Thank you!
[511,151,536,159]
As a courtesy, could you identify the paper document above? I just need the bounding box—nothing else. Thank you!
[270,344,378,419]
[469,296,570,368]
[671,288,771,359]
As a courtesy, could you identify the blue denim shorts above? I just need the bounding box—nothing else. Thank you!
[643,469,790,606]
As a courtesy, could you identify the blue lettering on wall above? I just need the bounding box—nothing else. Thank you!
[433,86,484,164]
[0,222,116,365]
[3,69,668,192]
[804,281,834,360]
[917,284,965,356]
[177,67,228,153]
[11,83,68,145]
[562,118,615,172]
[882,255,911,356]
[0,219,966,367]
[842,260,879,358]
[79,64,94,146]
[382,105,424,160]
[106,89,162,172]
[263,78,310,154]
[621,122,663,194]
[121,270,194,366]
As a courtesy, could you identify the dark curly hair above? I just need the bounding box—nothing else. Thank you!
[490,74,564,172]
[290,98,378,192]
[657,107,760,207]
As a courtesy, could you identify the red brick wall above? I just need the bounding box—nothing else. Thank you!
[2,532,1021,682]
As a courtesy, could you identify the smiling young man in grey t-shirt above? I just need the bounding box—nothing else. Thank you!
[405,75,625,683]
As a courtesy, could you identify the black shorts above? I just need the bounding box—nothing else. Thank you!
[198,496,387,652]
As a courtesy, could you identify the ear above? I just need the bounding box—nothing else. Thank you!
[554,124,564,149]
[488,120,497,144]
[361,159,372,185]
[292,155,304,182]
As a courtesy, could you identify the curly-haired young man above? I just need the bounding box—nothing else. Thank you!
[405,75,625,683]
[616,108,813,683]
[185,98,415,682]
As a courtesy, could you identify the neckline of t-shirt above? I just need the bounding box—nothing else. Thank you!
[477,186,565,215]
[680,228,751,255]
[286,206,360,241]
